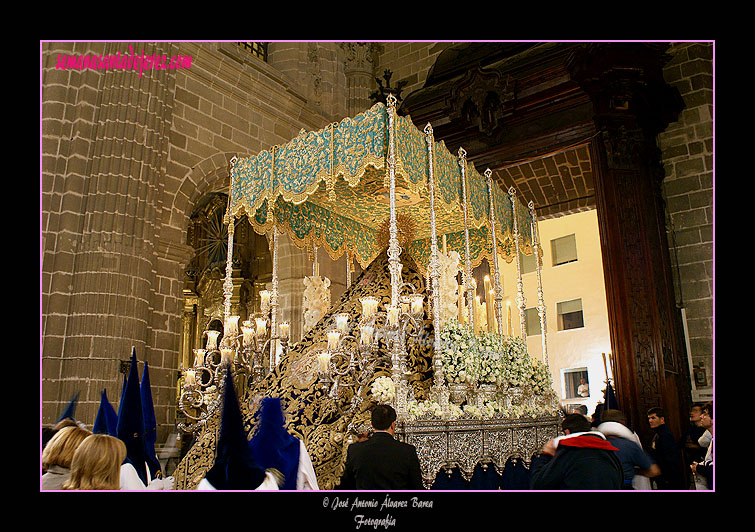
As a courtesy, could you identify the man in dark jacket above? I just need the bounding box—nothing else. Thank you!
[530,413,623,490]
[338,404,425,490]
[647,407,685,489]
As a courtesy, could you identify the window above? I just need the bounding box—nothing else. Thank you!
[524,307,541,336]
[551,234,577,266]
[520,251,537,274]
[557,298,584,330]
[238,42,268,62]
[562,368,590,399]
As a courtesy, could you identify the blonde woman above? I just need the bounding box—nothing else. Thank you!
[63,434,127,490]
[41,425,92,490]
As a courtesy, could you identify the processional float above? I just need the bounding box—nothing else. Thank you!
[173,95,560,490]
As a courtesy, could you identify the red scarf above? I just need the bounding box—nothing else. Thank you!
[558,434,619,452]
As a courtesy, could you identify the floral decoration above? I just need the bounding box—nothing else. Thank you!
[370,375,396,404]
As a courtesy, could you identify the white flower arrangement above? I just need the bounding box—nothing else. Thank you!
[530,359,554,395]
[477,331,505,385]
[370,375,396,404]
[406,396,556,422]
[408,399,444,420]
[438,319,480,384]
[499,335,533,388]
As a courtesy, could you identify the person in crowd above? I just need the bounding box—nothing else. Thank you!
[530,413,623,490]
[338,404,424,490]
[682,403,709,488]
[62,434,127,490]
[597,409,659,489]
[570,404,588,418]
[690,402,713,490]
[41,425,92,490]
[646,406,685,489]
[577,377,589,397]
[248,397,319,490]
[42,418,87,451]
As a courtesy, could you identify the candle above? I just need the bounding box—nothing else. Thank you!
[410,294,424,315]
[206,330,220,351]
[327,329,341,351]
[242,321,254,346]
[474,295,482,334]
[484,276,494,333]
[335,313,349,333]
[193,348,206,367]
[220,346,235,365]
[458,285,465,323]
[360,296,379,319]
[387,305,400,326]
[318,351,331,373]
[507,301,512,336]
[487,289,496,334]
[225,315,240,337]
[184,368,196,387]
[360,325,374,346]
[255,317,267,338]
[279,321,290,340]
[260,290,271,312]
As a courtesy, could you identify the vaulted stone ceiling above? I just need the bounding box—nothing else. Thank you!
[399,42,598,219]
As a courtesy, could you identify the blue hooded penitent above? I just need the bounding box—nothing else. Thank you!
[116,347,149,486]
[248,397,300,490]
[204,366,266,490]
[604,381,619,410]
[57,391,80,423]
[93,389,118,436]
[140,362,162,479]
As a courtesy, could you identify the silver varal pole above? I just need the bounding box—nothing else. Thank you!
[222,158,237,348]
[529,200,548,367]
[509,187,527,341]
[485,169,504,336]
[386,95,403,308]
[270,226,279,369]
[459,147,475,331]
[386,94,407,419]
[424,123,443,387]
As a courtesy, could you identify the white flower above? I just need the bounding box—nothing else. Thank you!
[371,376,396,403]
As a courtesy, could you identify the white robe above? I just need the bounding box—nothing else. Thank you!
[296,439,319,490]
[120,462,174,490]
[196,470,280,491]
[596,421,652,490]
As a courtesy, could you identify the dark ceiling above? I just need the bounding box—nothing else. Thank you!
[400,42,598,219]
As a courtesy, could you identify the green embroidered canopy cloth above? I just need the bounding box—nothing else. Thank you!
[228,102,533,273]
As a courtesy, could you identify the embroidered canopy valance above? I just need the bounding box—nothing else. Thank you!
[228,101,533,273]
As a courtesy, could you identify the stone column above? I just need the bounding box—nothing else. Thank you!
[567,43,691,446]
[341,42,382,116]
[41,42,179,437]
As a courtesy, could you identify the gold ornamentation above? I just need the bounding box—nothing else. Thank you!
[173,252,434,490]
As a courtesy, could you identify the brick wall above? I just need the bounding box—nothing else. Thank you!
[659,42,714,396]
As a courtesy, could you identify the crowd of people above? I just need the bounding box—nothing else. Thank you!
[42,360,713,492]
[542,401,714,490]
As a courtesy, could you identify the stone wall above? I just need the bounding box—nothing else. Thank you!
[376,42,454,99]
[41,42,341,442]
[659,42,714,397]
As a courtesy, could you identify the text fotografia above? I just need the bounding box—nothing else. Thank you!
[55,46,191,78]
[325,494,433,528]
